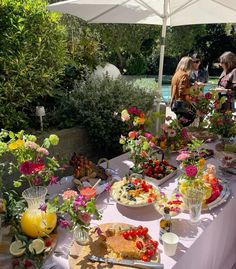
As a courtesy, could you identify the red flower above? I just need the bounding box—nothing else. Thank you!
[205,92,212,99]
[128,106,142,116]
[19,161,45,175]
[32,163,45,173]
[19,161,35,174]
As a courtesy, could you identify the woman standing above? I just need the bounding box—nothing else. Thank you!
[170,56,196,126]
[216,51,236,111]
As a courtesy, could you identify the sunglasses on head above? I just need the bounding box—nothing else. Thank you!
[193,60,200,64]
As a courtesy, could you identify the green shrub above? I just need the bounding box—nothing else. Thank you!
[126,54,148,75]
[0,0,67,129]
[70,76,155,154]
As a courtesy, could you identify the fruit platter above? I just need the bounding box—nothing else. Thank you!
[70,153,120,195]
[154,192,185,217]
[110,176,161,207]
[141,159,177,186]
[69,223,160,269]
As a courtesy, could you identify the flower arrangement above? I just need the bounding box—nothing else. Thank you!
[120,107,158,172]
[156,117,191,151]
[50,189,101,231]
[0,130,60,188]
[208,111,236,138]
[5,187,101,269]
[190,88,217,117]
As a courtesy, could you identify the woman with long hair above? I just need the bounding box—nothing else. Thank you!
[216,51,236,111]
[171,56,196,126]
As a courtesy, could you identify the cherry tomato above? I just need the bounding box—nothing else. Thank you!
[122,231,129,240]
[141,254,149,262]
[136,241,143,250]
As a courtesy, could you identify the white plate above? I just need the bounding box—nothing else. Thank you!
[110,176,161,207]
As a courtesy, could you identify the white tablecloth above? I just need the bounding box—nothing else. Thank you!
[2,142,235,269]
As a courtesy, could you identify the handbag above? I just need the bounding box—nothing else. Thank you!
[171,99,197,126]
[171,99,190,114]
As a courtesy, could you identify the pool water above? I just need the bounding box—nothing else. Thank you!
[161,84,217,102]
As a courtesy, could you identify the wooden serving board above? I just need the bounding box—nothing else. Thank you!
[69,223,159,269]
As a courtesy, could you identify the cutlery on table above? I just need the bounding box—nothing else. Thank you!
[88,255,164,269]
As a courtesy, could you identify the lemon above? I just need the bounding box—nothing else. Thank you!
[28,238,45,255]
[9,240,26,257]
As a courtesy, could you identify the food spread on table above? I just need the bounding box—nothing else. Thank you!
[68,223,160,269]
[141,159,177,180]
[110,177,160,206]
[155,192,184,217]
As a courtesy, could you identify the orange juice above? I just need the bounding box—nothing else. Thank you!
[21,210,57,238]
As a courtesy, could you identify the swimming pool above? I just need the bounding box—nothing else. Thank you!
[160,84,217,102]
[133,77,217,102]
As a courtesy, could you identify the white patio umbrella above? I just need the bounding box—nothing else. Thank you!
[47,0,236,95]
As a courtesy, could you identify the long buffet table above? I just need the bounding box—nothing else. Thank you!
[2,142,235,269]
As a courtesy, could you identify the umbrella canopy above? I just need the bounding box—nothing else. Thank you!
[47,0,236,109]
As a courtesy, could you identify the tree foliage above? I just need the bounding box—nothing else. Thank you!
[0,0,67,129]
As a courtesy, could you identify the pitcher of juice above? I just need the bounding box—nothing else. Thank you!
[20,186,57,238]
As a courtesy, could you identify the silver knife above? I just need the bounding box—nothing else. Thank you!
[88,255,164,269]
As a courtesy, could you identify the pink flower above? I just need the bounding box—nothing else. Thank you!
[63,189,78,201]
[32,177,42,185]
[185,165,198,178]
[24,141,38,149]
[49,176,58,185]
[39,203,47,212]
[167,129,176,137]
[77,211,91,224]
[37,147,49,155]
[176,152,190,161]
[58,219,70,229]
[144,132,152,139]
[161,123,168,132]
[181,128,189,140]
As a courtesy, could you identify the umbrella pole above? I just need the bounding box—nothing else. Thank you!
[155,0,168,134]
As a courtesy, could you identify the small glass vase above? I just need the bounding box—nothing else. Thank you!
[73,226,90,246]
[21,186,57,238]
[182,188,204,223]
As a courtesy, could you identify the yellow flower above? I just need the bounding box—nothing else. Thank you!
[133,116,145,125]
[8,139,24,150]
[121,109,130,122]
[198,158,205,170]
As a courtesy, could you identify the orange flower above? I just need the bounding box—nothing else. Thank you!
[128,131,137,139]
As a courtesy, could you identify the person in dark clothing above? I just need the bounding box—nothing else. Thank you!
[189,53,209,86]
[216,51,236,111]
